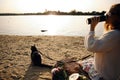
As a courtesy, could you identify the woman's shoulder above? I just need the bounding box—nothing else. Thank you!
[104,30,120,36]
[101,30,120,40]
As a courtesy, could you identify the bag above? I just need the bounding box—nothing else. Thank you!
[51,58,91,80]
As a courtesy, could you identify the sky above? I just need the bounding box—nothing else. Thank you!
[0,0,120,13]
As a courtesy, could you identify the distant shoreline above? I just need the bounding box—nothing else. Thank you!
[0,10,106,16]
[0,14,104,16]
[0,34,84,37]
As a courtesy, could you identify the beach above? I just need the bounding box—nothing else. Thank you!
[0,35,93,80]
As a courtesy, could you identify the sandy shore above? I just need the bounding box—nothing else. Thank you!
[0,35,93,80]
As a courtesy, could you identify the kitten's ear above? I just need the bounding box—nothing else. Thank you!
[31,46,33,50]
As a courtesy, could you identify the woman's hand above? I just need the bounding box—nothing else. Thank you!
[90,17,100,31]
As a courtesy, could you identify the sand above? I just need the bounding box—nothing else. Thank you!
[0,35,93,80]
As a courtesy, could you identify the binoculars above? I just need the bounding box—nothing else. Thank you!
[87,15,107,24]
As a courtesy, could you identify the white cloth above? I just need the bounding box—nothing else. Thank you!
[84,30,120,80]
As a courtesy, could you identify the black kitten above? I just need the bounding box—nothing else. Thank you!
[31,45,53,68]
[31,45,42,66]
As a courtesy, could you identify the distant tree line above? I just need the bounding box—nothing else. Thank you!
[42,10,106,15]
[0,10,106,16]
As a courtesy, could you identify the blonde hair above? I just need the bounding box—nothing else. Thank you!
[109,3,120,30]
[109,3,120,16]
[104,4,120,31]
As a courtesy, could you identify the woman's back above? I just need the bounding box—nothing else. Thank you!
[94,30,120,80]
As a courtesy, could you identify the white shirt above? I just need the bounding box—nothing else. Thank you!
[84,30,120,80]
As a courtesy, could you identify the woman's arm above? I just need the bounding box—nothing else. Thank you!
[84,30,118,53]
[84,17,118,53]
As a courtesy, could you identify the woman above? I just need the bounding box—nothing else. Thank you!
[84,4,120,80]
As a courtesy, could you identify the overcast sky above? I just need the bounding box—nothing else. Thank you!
[0,0,120,13]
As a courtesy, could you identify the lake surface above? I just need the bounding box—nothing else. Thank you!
[0,15,104,36]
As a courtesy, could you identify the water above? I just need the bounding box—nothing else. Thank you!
[0,15,104,36]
